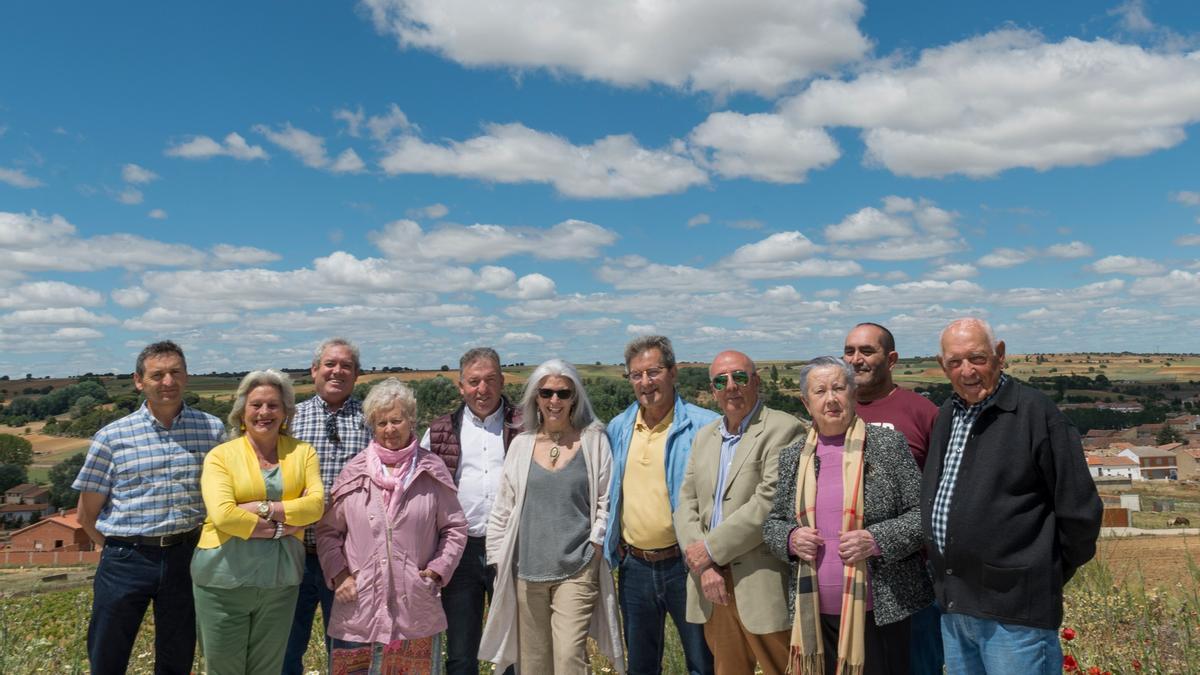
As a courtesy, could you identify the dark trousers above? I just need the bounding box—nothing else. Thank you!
[820,612,911,675]
[442,536,513,675]
[282,552,334,675]
[87,536,198,675]
[909,602,944,674]
[619,553,713,675]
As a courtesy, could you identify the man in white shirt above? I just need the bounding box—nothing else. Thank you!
[421,347,520,675]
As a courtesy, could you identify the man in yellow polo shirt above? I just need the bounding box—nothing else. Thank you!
[605,335,719,675]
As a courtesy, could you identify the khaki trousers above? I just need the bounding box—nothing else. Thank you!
[702,571,791,675]
[516,555,600,674]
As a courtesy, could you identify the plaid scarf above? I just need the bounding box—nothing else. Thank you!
[789,416,868,675]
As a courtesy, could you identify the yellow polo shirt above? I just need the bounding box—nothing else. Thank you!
[620,406,677,549]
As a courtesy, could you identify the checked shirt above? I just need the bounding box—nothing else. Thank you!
[291,395,370,548]
[72,403,226,537]
[931,373,1010,553]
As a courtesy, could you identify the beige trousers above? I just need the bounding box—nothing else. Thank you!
[703,570,791,675]
[516,555,600,674]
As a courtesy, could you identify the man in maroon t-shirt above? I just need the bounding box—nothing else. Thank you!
[843,322,943,674]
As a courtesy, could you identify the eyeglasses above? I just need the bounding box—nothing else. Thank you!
[538,388,574,400]
[325,414,341,446]
[626,367,666,383]
[711,370,750,390]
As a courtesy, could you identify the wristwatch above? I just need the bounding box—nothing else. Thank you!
[257,500,271,519]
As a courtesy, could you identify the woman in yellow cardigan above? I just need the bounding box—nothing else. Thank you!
[193,369,324,675]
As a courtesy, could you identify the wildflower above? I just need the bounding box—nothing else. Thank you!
[1131,658,1141,671]
[1064,654,1078,672]
[1062,627,1076,641]
[1087,667,1101,675]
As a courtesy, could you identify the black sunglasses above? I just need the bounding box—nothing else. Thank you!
[325,414,341,446]
[711,370,750,390]
[538,388,574,400]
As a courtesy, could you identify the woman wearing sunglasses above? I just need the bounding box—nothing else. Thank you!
[479,358,626,674]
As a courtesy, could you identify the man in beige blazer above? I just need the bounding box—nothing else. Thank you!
[674,350,807,675]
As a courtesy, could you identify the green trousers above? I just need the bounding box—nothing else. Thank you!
[193,583,300,675]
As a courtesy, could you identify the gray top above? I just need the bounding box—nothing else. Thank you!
[517,451,594,582]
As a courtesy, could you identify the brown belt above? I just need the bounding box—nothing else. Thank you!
[624,542,681,563]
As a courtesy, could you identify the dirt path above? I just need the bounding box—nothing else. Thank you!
[1095,533,1200,588]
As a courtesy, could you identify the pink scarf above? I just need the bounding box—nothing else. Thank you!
[365,437,419,519]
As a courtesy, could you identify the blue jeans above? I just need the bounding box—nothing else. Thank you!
[442,537,513,675]
[282,552,334,675]
[618,552,713,675]
[941,612,1062,675]
[88,536,198,675]
[909,602,945,674]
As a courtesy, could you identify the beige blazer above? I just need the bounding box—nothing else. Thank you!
[674,405,806,634]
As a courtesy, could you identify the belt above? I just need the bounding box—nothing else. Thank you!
[107,528,200,548]
[624,542,681,563]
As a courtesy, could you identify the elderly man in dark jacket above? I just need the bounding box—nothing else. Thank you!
[921,318,1102,675]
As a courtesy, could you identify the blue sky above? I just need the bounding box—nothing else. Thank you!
[2,1,1200,376]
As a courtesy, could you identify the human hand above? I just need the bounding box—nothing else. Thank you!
[699,566,729,606]
[789,527,824,562]
[334,572,358,604]
[685,540,714,572]
[418,569,442,586]
[838,529,877,564]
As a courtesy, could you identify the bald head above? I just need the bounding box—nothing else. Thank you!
[709,350,759,430]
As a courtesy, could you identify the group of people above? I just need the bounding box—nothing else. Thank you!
[73,317,1103,675]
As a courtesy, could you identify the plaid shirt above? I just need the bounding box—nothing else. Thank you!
[931,373,1009,552]
[72,403,226,537]
[291,395,370,547]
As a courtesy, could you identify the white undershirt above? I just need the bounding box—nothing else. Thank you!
[421,405,506,537]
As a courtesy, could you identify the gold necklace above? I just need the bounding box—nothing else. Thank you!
[547,430,565,466]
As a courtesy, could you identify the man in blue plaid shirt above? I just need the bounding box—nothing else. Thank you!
[283,337,372,675]
[73,341,226,675]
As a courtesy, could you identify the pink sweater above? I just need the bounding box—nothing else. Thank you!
[814,434,872,615]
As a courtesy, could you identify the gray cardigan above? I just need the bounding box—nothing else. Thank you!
[762,425,933,626]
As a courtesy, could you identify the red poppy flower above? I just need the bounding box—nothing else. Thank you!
[1131,658,1142,671]
[1087,667,1101,675]
[1061,627,1076,641]
[1064,654,1078,672]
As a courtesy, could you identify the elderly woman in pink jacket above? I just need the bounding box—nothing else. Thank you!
[317,378,467,674]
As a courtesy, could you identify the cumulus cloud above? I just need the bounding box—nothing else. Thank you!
[0,281,104,309]
[1044,241,1094,258]
[723,232,823,265]
[689,112,839,183]
[926,263,978,280]
[111,286,151,308]
[330,148,366,173]
[687,213,710,228]
[1088,255,1166,275]
[782,29,1200,177]
[378,123,707,198]
[0,307,118,326]
[819,197,966,261]
[165,132,269,161]
[1175,233,1200,246]
[0,167,44,188]
[407,203,449,220]
[370,218,617,262]
[360,0,869,96]
[824,207,913,242]
[597,256,738,292]
[116,187,144,205]
[977,248,1034,268]
[148,208,168,220]
[1171,190,1200,206]
[495,273,557,300]
[121,163,159,184]
[211,244,282,266]
[499,332,544,344]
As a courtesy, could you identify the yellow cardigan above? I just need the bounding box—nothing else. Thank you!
[197,434,324,549]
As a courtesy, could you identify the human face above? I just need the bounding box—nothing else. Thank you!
[243,384,285,438]
[312,344,358,408]
[709,351,759,428]
[938,325,1006,405]
[802,366,855,436]
[627,348,677,416]
[536,375,575,431]
[843,325,897,398]
[459,358,504,419]
[134,353,188,413]
[372,402,413,451]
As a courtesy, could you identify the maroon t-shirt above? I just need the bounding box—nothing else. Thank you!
[856,386,939,470]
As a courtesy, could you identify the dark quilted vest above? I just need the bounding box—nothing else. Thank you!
[427,398,521,481]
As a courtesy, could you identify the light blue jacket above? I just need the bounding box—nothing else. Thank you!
[603,395,719,566]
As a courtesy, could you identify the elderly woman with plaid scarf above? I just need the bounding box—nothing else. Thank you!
[762,356,932,675]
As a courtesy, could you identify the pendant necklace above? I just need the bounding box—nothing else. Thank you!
[547,431,565,466]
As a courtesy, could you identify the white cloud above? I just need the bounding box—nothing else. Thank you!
[1175,233,1200,246]
[408,203,449,220]
[148,208,168,220]
[165,132,269,161]
[824,207,913,242]
[495,273,557,300]
[724,231,823,265]
[254,123,331,169]
[123,307,241,331]
[52,327,104,340]
[331,148,366,174]
[1044,241,1094,258]
[926,263,978,280]
[831,237,965,261]
[0,211,75,247]
[0,281,104,309]
[0,212,214,272]
[565,317,620,335]
[0,307,117,326]
[116,187,144,205]
[1171,191,1200,206]
[379,123,707,198]
[370,218,617,262]
[121,163,159,184]
[689,112,839,183]
[111,286,151,308]
[977,248,1034,268]
[626,323,659,336]
[334,107,366,137]
[360,0,869,96]
[847,280,986,308]
[211,244,282,266]
[687,213,710,228]
[1088,255,1166,276]
[596,256,738,292]
[1130,270,1200,302]
[499,332,544,344]
[366,104,415,142]
[730,258,863,280]
[0,167,44,188]
[783,30,1200,177]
